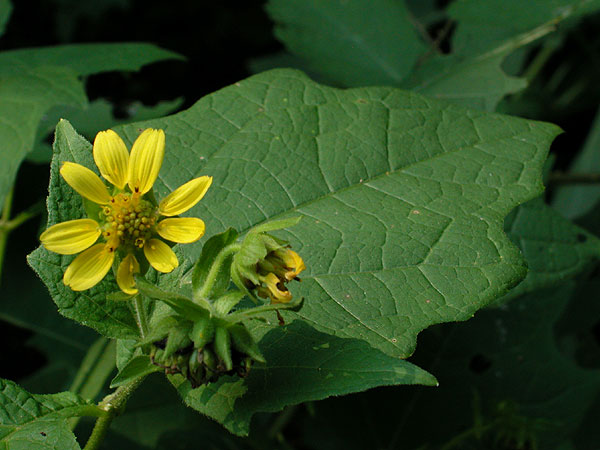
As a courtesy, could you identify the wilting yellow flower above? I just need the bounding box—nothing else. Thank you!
[256,248,305,303]
[40,129,213,294]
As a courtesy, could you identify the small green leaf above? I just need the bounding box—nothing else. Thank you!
[135,276,210,321]
[116,339,138,371]
[229,324,265,363]
[213,291,245,316]
[0,378,103,449]
[164,324,192,359]
[214,327,233,371]
[190,316,215,349]
[191,228,238,300]
[110,356,162,388]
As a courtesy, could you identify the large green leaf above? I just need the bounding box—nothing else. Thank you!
[266,0,428,87]
[0,43,181,209]
[29,69,560,432]
[32,68,559,355]
[500,197,600,302]
[0,378,102,450]
[176,321,436,435]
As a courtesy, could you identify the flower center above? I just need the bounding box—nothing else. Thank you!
[101,193,156,251]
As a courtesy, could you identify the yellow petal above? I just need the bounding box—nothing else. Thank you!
[282,249,306,280]
[60,162,111,205]
[158,176,213,216]
[40,219,101,255]
[143,238,179,273]
[156,218,206,243]
[93,130,130,189]
[63,243,115,291]
[117,254,140,295]
[263,273,292,303]
[127,129,165,195]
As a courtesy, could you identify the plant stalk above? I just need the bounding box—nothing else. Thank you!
[82,376,146,450]
[196,243,241,300]
[133,294,149,339]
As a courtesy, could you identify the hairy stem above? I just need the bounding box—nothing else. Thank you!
[83,376,146,450]
[133,295,149,339]
[196,243,241,300]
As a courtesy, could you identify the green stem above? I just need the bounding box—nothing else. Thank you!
[0,187,15,281]
[83,376,146,450]
[133,295,149,339]
[196,243,241,300]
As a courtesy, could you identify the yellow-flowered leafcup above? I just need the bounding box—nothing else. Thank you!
[40,128,212,294]
[231,217,305,304]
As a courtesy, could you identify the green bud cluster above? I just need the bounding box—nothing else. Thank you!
[131,217,304,389]
[146,313,264,388]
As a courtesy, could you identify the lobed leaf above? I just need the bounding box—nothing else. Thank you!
[30,69,561,432]
[114,68,559,359]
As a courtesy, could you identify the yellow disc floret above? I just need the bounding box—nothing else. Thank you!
[101,193,156,251]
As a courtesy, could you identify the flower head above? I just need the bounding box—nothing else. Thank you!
[40,128,213,294]
[230,218,305,304]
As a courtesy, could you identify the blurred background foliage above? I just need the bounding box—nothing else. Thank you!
[1,0,600,448]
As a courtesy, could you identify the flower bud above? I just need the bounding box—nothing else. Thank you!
[231,218,305,304]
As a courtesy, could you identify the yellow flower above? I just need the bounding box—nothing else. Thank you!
[40,128,213,294]
[256,248,305,303]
